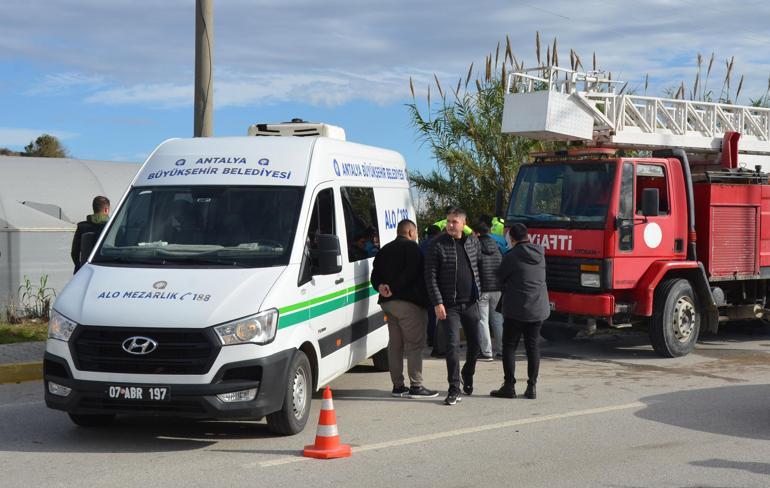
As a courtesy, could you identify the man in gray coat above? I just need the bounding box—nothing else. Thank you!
[491,223,550,400]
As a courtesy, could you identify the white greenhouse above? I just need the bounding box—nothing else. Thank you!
[0,157,139,315]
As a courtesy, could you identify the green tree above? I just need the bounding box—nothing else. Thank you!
[0,148,21,156]
[23,134,68,158]
[406,38,540,225]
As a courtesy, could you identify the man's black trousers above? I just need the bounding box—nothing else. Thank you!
[441,302,480,392]
[501,318,542,385]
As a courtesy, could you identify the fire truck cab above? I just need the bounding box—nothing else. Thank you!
[503,67,770,357]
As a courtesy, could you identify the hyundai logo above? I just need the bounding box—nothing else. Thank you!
[122,336,158,355]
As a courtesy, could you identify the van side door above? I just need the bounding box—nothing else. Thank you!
[298,186,351,377]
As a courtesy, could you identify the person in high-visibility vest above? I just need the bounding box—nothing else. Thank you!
[491,217,505,236]
[433,218,472,236]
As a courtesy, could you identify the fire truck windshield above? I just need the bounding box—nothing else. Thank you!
[506,162,615,229]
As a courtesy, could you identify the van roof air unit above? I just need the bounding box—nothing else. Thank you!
[247,120,346,141]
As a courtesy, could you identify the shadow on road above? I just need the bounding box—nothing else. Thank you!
[0,416,279,453]
[690,458,770,476]
[636,384,770,441]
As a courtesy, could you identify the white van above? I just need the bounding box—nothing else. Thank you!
[44,122,414,434]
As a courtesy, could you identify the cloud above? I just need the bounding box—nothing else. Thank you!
[3,0,770,108]
[25,72,106,95]
[0,127,78,147]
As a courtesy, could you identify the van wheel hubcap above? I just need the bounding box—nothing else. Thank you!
[291,366,308,420]
[673,297,696,342]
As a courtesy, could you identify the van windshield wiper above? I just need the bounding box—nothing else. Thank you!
[158,256,250,267]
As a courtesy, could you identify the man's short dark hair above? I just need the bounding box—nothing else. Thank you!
[92,196,110,213]
[446,206,466,219]
[473,221,490,235]
[396,219,416,235]
[479,214,493,227]
[509,223,528,242]
[426,224,441,237]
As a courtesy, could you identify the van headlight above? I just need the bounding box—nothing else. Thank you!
[48,310,78,342]
[214,309,278,346]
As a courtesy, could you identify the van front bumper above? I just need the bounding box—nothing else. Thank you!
[43,348,294,420]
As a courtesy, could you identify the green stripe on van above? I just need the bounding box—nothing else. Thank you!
[277,281,371,315]
[277,282,377,329]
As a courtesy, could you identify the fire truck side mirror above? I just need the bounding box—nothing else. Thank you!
[641,188,660,217]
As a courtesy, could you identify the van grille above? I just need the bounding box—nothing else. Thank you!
[71,327,219,375]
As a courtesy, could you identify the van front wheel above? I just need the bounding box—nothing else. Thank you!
[267,351,312,435]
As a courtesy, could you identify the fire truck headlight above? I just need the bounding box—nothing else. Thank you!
[580,273,601,288]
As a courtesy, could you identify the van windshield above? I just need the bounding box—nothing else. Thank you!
[93,185,304,268]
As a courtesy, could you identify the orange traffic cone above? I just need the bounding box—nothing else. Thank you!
[303,385,352,459]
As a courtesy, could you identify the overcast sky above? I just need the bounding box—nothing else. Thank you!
[2,0,769,173]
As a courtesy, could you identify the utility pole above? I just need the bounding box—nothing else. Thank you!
[194,0,213,137]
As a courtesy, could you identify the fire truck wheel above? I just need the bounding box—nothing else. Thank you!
[650,278,700,357]
[539,322,579,342]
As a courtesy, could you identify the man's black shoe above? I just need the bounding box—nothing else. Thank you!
[478,354,494,362]
[523,383,536,399]
[490,384,516,398]
[461,376,473,395]
[408,386,439,399]
[444,390,462,406]
[391,385,410,398]
[430,350,446,358]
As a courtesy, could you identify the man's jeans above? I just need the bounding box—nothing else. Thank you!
[478,291,503,357]
[441,302,481,392]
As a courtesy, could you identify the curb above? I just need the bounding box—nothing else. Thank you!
[0,362,44,384]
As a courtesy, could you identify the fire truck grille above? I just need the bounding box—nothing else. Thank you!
[545,256,581,291]
[71,327,220,375]
[545,256,606,292]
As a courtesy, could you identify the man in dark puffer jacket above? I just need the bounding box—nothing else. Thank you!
[424,207,483,406]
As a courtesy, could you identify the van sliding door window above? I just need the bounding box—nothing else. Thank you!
[341,187,378,262]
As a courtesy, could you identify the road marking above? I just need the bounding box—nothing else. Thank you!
[251,401,645,468]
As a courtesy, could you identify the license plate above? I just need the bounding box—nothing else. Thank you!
[106,385,169,402]
[549,301,556,311]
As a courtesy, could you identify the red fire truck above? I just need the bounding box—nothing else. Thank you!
[502,67,770,357]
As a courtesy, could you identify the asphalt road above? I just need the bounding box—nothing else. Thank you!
[1,324,769,488]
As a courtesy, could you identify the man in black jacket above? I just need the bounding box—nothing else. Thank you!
[71,196,110,273]
[371,219,438,399]
[491,223,550,400]
[424,207,483,406]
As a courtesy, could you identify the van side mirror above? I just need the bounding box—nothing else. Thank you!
[641,188,660,217]
[79,232,97,267]
[313,234,342,275]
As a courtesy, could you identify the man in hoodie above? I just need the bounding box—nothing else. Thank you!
[491,223,550,400]
[473,221,503,361]
[371,219,438,399]
[71,196,110,273]
[425,207,483,406]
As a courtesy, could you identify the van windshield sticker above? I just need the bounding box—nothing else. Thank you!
[143,156,293,182]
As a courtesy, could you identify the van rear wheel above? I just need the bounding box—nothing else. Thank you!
[371,348,389,371]
[266,350,312,435]
[649,278,700,357]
